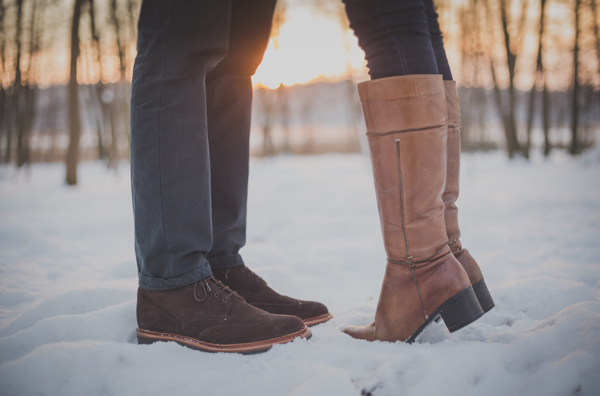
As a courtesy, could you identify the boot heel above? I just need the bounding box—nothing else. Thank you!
[439,286,484,333]
[472,278,495,313]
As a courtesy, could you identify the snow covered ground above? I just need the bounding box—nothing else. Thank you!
[0,149,598,396]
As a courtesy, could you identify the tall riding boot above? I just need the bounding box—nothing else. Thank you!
[443,81,495,313]
[344,75,483,343]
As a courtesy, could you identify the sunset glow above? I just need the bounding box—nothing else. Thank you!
[252,8,368,88]
[7,1,595,92]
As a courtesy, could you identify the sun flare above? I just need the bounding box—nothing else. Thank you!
[252,9,368,89]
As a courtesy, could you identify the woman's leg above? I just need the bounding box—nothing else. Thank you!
[423,0,453,81]
[342,0,484,342]
[343,0,438,79]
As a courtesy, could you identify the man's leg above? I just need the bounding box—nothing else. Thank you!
[131,0,230,290]
[205,0,332,326]
[130,0,311,353]
[204,0,276,270]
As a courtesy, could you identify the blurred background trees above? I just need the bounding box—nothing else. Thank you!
[0,0,598,184]
[438,0,599,158]
[0,0,139,184]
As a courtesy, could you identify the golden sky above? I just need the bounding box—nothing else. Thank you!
[7,0,596,91]
[252,7,368,88]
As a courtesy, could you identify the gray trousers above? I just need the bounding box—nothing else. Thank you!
[130,0,276,290]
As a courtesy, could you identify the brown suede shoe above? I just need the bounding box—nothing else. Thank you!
[213,265,333,326]
[136,276,311,354]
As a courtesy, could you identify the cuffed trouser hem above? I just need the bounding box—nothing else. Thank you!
[138,266,213,291]
[207,253,245,269]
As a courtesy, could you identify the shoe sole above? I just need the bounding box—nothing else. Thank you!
[136,326,312,354]
[303,313,333,327]
[407,285,484,344]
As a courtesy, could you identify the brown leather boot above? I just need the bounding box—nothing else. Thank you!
[136,276,311,354]
[344,75,484,343]
[213,265,333,326]
[443,81,495,313]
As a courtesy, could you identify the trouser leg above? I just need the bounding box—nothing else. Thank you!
[342,0,439,79]
[131,0,230,290]
[205,0,277,270]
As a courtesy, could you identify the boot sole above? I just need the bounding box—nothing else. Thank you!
[303,313,333,327]
[136,326,312,355]
[473,278,495,313]
[406,285,484,343]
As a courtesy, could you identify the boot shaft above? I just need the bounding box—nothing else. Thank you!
[358,75,450,263]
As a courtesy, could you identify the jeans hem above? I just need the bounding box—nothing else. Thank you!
[138,266,213,291]
[207,254,245,269]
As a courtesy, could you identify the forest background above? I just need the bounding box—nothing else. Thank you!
[0,0,598,184]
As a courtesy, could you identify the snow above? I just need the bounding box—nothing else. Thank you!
[0,150,598,396]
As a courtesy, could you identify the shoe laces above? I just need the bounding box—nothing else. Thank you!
[194,276,245,304]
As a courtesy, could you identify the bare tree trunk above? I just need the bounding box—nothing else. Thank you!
[0,0,6,163]
[301,97,314,154]
[485,0,523,158]
[570,0,580,155]
[13,0,23,88]
[16,85,34,167]
[65,0,88,185]
[108,98,120,165]
[345,78,361,152]
[542,79,551,157]
[525,0,547,158]
[0,86,5,162]
[277,83,291,153]
[16,0,42,167]
[259,88,275,157]
[490,61,516,154]
[1,0,12,164]
[499,0,522,158]
[109,0,127,168]
[9,0,24,165]
[43,88,60,162]
[111,0,126,79]
[89,0,110,161]
[4,98,13,162]
[591,0,600,80]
